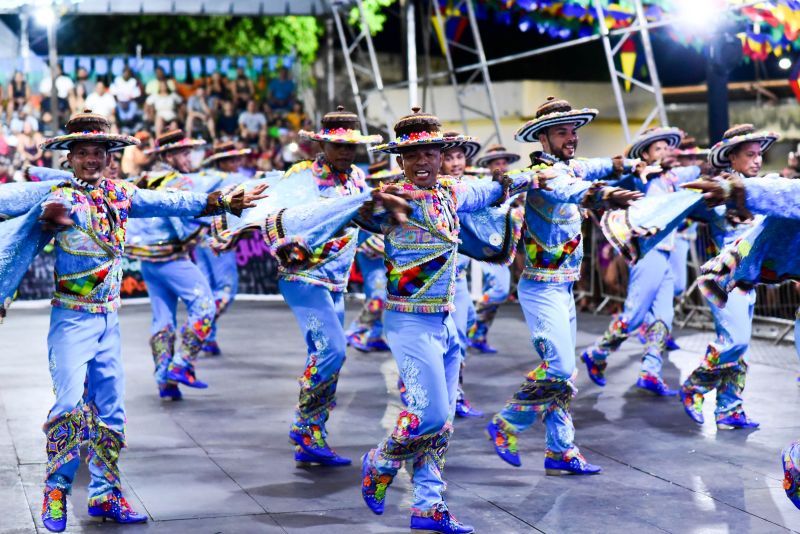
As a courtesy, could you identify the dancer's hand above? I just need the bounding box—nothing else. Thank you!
[605,187,643,208]
[534,167,557,191]
[372,187,412,225]
[227,183,269,214]
[39,202,73,232]
[681,174,735,206]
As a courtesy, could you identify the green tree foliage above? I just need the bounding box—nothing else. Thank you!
[349,0,397,35]
[57,15,322,64]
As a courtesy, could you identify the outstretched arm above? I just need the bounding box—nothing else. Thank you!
[130,183,268,218]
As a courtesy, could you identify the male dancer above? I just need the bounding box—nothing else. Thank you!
[581,127,700,396]
[358,108,541,534]
[467,143,522,353]
[1,111,263,532]
[195,141,253,355]
[486,96,640,474]
[679,124,779,429]
[126,130,218,400]
[281,106,381,466]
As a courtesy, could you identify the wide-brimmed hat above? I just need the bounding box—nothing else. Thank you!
[674,136,709,158]
[365,159,403,182]
[41,110,139,152]
[370,107,473,154]
[624,126,684,159]
[514,96,597,143]
[201,141,253,167]
[440,130,481,160]
[145,129,207,155]
[709,123,779,169]
[299,106,382,145]
[475,143,521,167]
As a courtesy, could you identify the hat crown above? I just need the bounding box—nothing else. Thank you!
[393,108,442,138]
[485,143,507,154]
[156,129,186,147]
[536,96,572,118]
[723,124,756,139]
[65,109,110,134]
[321,105,361,132]
[214,141,237,154]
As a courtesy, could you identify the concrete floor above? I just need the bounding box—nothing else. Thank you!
[0,300,798,534]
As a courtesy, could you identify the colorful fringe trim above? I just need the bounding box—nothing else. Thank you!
[44,407,84,480]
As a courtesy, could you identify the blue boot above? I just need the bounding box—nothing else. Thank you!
[294,446,352,467]
[201,340,222,357]
[486,419,520,467]
[544,451,602,476]
[455,395,483,418]
[466,338,498,354]
[360,452,394,515]
[665,335,681,351]
[636,373,678,397]
[716,411,760,430]
[289,425,351,466]
[158,383,183,400]
[679,386,705,425]
[410,504,474,533]
[166,362,208,389]
[87,489,147,524]
[41,476,69,533]
[348,331,390,353]
[581,350,607,387]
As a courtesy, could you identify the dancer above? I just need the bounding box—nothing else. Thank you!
[357,108,539,534]
[486,96,640,474]
[467,143,522,353]
[195,141,253,355]
[345,159,402,352]
[679,124,779,429]
[126,129,220,399]
[0,111,264,532]
[281,106,381,467]
[581,127,700,396]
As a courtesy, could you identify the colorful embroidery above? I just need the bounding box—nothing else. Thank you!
[44,407,84,478]
[386,254,448,297]
[524,233,581,271]
[56,265,110,297]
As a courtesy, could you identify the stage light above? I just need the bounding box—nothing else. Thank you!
[518,16,532,32]
[673,0,723,36]
[779,57,792,70]
[34,5,56,27]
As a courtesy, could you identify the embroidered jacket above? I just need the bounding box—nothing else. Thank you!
[520,152,625,283]
[41,175,215,313]
[364,174,531,313]
[276,155,368,292]
[742,175,800,219]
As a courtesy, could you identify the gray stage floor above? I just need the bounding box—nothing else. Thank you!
[0,300,798,533]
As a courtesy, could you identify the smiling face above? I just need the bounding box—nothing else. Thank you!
[642,139,670,164]
[396,145,443,188]
[164,147,193,173]
[322,142,357,173]
[729,141,763,177]
[539,122,579,161]
[441,146,466,177]
[218,155,243,173]
[67,142,110,183]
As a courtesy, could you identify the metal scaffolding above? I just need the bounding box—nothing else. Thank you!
[329,0,395,158]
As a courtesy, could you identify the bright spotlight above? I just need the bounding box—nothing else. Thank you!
[34,6,56,27]
[673,0,723,36]
[779,57,792,70]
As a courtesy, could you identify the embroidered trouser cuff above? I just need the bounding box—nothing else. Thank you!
[44,407,85,488]
[149,326,176,385]
[87,424,126,504]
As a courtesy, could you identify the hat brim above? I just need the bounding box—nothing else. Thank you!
[299,129,383,145]
[709,132,780,169]
[370,134,474,155]
[624,128,683,159]
[41,132,140,153]
[514,109,598,143]
[145,138,207,155]
[201,148,253,167]
[448,139,481,160]
[475,152,521,167]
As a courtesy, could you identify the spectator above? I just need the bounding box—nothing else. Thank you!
[145,81,181,137]
[111,66,142,104]
[0,155,12,184]
[85,81,117,122]
[185,86,216,142]
[232,67,255,111]
[285,101,307,131]
[268,67,296,111]
[238,100,267,144]
[145,66,176,96]
[216,100,239,139]
[206,71,231,111]
[116,99,140,134]
[6,71,30,118]
[39,65,75,127]
[70,67,92,112]
[9,105,39,135]
[103,152,122,180]
[15,121,45,168]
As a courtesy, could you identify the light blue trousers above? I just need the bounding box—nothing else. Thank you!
[194,244,239,343]
[499,279,577,454]
[279,279,346,431]
[480,263,511,304]
[46,307,124,499]
[670,236,691,297]
[140,259,216,382]
[374,310,461,513]
[346,251,386,340]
